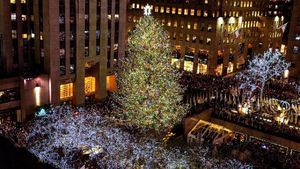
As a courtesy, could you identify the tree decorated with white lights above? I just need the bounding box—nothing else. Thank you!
[238,51,290,101]
[114,5,187,133]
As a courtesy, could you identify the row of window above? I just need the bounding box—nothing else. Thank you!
[60,75,117,100]
[130,16,261,37]
[223,0,253,8]
[171,58,235,75]
[171,33,213,45]
[10,0,27,4]
[170,31,260,45]
[130,3,270,18]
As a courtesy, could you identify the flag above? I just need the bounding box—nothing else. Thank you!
[278,22,288,33]
[235,28,241,38]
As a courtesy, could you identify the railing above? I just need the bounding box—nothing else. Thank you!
[187,118,233,146]
[184,88,300,126]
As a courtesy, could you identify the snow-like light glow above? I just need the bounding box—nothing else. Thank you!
[25,105,252,169]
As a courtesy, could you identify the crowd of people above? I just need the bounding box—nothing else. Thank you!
[181,72,300,168]
[181,72,300,101]
[1,101,253,169]
[0,117,27,148]
[0,71,299,168]
[180,73,238,94]
[264,80,300,101]
[181,72,300,134]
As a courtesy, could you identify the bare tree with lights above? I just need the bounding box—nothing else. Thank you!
[113,5,187,134]
[238,51,290,102]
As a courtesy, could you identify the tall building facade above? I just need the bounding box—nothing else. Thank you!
[127,0,291,76]
[0,0,127,122]
[287,0,300,78]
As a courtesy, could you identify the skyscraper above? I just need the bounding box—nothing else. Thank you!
[127,0,291,76]
[0,0,127,122]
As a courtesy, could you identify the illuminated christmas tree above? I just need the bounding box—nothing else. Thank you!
[114,5,187,133]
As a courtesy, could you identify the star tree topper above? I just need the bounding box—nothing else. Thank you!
[144,4,152,16]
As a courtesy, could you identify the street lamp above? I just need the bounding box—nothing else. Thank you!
[35,83,41,106]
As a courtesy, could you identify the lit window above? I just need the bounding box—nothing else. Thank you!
[11,13,16,20]
[171,58,180,69]
[178,8,182,15]
[60,49,66,57]
[160,6,164,13]
[21,15,27,21]
[21,0,26,3]
[12,30,17,39]
[22,34,28,39]
[106,75,117,92]
[167,20,171,27]
[197,10,201,16]
[216,64,223,76]
[190,9,195,16]
[192,35,197,43]
[187,22,191,29]
[172,7,176,14]
[197,64,207,74]
[174,21,178,28]
[193,23,198,30]
[85,77,96,95]
[227,62,234,74]
[10,0,16,4]
[115,14,119,20]
[184,60,193,72]
[60,83,73,100]
[293,46,299,54]
[184,9,188,15]
[186,34,190,41]
[166,7,170,13]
